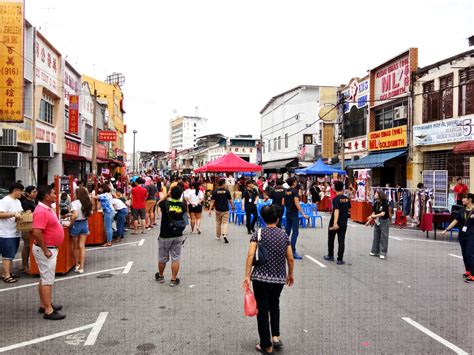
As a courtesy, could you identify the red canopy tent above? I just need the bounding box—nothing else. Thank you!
[194,152,262,173]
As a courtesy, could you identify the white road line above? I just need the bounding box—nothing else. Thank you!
[138,238,145,246]
[84,312,108,346]
[449,254,463,259]
[304,255,327,268]
[402,317,468,355]
[0,265,127,293]
[390,236,403,241]
[122,261,133,274]
[392,237,454,244]
[86,240,140,252]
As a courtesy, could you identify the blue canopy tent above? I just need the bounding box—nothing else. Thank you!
[295,159,346,175]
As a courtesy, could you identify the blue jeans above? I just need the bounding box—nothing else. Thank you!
[115,209,127,238]
[104,211,115,243]
[285,213,299,253]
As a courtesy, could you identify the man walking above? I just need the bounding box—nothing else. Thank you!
[269,178,286,228]
[243,180,259,234]
[209,179,234,243]
[284,177,308,260]
[324,181,351,265]
[131,179,147,235]
[0,182,24,283]
[32,184,65,320]
[145,179,158,230]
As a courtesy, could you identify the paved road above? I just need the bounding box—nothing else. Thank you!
[0,213,472,354]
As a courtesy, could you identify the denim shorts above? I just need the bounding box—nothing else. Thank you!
[70,219,89,237]
[0,237,20,260]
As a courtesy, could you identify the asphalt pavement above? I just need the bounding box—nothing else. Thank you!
[0,213,472,354]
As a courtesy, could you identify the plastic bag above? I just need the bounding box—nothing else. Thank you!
[244,286,258,317]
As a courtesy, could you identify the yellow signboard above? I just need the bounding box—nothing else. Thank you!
[0,0,24,122]
[368,125,407,151]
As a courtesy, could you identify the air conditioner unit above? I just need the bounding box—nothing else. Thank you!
[394,106,407,120]
[0,129,17,147]
[0,152,22,167]
[36,143,54,158]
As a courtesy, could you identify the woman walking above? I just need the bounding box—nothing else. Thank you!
[242,205,294,354]
[97,184,115,247]
[70,187,92,273]
[185,182,204,234]
[367,189,390,259]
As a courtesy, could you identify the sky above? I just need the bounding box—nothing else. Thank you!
[25,0,473,155]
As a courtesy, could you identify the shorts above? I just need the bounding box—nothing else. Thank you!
[32,244,58,285]
[0,237,20,260]
[158,236,183,264]
[70,219,89,237]
[132,208,146,220]
[145,200,156,214]
[188,205,203,213]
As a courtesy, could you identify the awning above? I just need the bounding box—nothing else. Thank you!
[63,154,88,161]
[453,141,474,154]
[262,158,297,170]
[346,150,407,169]
[330,159,351,170]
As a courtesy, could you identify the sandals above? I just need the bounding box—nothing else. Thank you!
[3,276,17,283]
[255,344,273,354]
[101,242,112,247]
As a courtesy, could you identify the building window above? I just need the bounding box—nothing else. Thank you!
[84,125,93,145]
[278,136,281,150]
[375,101,408,131]
[344,106,367,139]
[262,142,265,154]
[268,139,271,152]
[39,99,54,124]
[422,81,438,123]
[440,73,453,119]
[64,107,69,133]
[459,66,474,116]
[273,138,277,151]
[284,133,288,148]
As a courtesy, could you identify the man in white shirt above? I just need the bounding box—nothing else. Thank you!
[0,182,24,283]
[112,197,128,240]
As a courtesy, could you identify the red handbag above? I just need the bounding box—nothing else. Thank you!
[244,285,258,317]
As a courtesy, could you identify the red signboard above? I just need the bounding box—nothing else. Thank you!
[98,130,117,142]
[97,144,107,159]
[68,95,79,134]
[65,139,80,156]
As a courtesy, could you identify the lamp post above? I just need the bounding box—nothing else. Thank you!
[132,129,137,174]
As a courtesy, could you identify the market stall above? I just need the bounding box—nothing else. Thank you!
[351,169,373,223]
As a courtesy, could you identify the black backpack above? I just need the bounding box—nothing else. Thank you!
[165,201,186,237]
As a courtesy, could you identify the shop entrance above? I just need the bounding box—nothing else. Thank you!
[37,160,49,186]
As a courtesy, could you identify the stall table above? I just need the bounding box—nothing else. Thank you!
[29,227,75,275]
[420,213,454,239]
[351,200,372,224]
[318,197,332,212]
[86,211,105,245]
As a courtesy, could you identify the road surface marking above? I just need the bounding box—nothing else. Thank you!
[304,255,327,268]
[392,237,454,244]
[84,312,108,346]
[122,261,133,274]
[138,238,145,246]
[0,265,128,293]
[86,240,140,252]
[390,236,403,241]
[402,317,468,355]
[449,254,463,259]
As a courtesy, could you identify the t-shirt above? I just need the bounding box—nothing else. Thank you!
[243,188,258,209]
[330,194,351,228]
[250,227,290,284]
[146,184,158,201]
[131,186,147,209]
[0,196,23,238]
[159,199,185,238]
[270,187,286,207]
[71,200,87,220]
[310,186,321,202]
[454,184,468,201]
[21,198,36,212]
[456,208,474,237]
[32,202,64,246]
[284,188,299,215]
[98,193,114,213]
[185,189,204,207]
[112,198,127,211]
[211,188,232,212]
[372,200,389,220]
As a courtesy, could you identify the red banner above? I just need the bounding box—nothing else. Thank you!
[97,144,107,159]
[68,95,79,134]
[98,130,117,142]
[65,139,80,156]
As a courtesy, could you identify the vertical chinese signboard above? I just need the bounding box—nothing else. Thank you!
[69,95,79,134]
[0,0,24,122]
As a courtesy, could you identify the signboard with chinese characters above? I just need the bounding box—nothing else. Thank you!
[68,95,79,135]
[35,35,60,96]
[373,53,411,102]
[413,115,474,146]
[81,145,92,160]
[341,78,369,113]
[65,139,79,156]
[368,125,407,151]
[344,137,367,153]
[97,144,108,159]
[98,130,117,142]
[0,0,24,122]
[35,123,57,152]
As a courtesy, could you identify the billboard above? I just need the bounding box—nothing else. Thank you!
[98,130,117,142]
[413,116,474,146]
[68,95,79,134]
[368,125,407,151]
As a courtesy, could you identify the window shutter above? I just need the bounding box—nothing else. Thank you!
[466,82,474,115]
[431,92,440,121]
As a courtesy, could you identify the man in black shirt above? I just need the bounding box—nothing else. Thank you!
[243,180,259,234]
[269,178,285,228]
[209,179,234,243]
[284,177,308,260]
[324,181,351,265]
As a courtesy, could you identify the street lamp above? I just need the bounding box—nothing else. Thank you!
[132,129,137,174]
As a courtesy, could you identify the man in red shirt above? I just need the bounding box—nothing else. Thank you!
[454,177,468,206]
[32,184,65,320]
[131,179,148,235]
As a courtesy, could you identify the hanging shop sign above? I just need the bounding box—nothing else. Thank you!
[65,139,79,156]
[368,125,407,151]
[341,78,369,113]
[413,115,474,146]
[68,95,79,135]
[35,35,60,96]
[0,0,24,122]
[98,130,117,142]
[97,144,108,159]
[345,137,367,153]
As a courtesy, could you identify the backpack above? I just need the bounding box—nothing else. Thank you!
[165,200,186,237]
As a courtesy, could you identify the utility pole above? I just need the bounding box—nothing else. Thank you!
[339,94,346,170]
[132,129,137,174]
[91,87,97,176]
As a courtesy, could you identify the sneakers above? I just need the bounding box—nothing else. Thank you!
[247,230,252,235]
[323,255,335,261]
[170,278,180,287]
[215,236,221,241]
[77,268,84,274]
[336,259,345,265]
[38,304,63,314]
[465,276,474,282]
[369,253,378,256]
[74,264,80,272]
[223,236,229,244]
[43,311,66,320]
[155,273,164,283]
[379,255,386,260]
[293,252,303,260]
[463,272,471,279]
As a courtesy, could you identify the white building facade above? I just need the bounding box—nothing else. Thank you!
[169,116,208,151]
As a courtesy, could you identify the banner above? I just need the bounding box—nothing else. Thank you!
[0,0,24,122]
[413,116,474,146]
[368,125,407,151]
[98,130,117,142]
[68,95,79,134]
